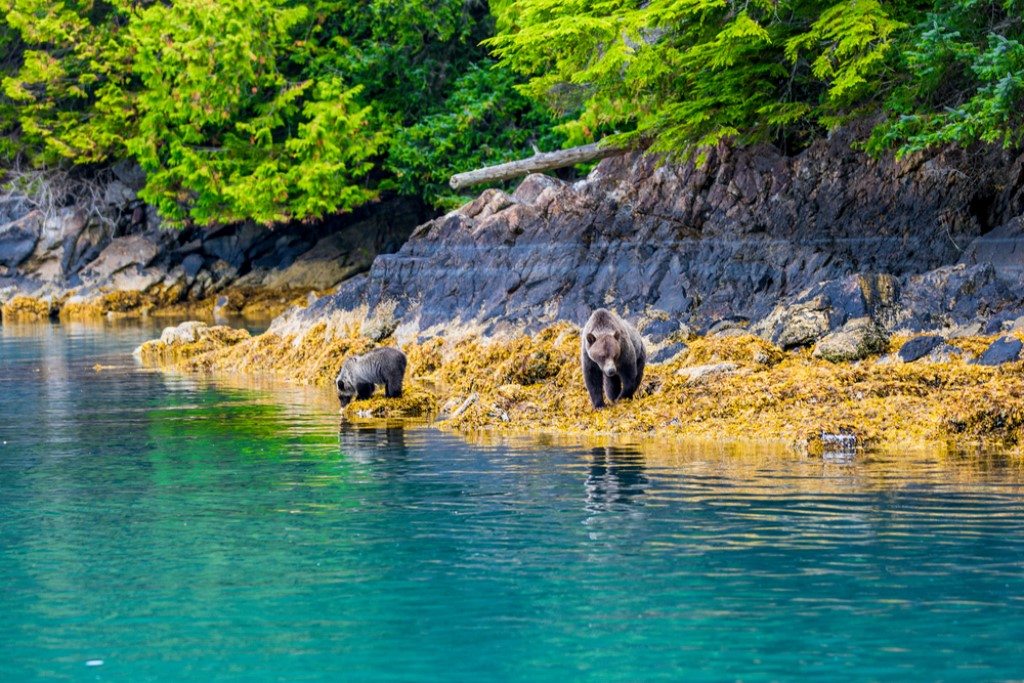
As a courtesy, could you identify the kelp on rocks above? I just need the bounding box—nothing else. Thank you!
[134,317,1024,450]
[2,287,313,324]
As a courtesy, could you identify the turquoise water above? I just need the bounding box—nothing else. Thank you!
[2,322,1024,681]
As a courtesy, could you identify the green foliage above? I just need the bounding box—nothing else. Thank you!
[868,0,1024,154]
[488,0,909,156]
[125,0,380,225]
[4,0,1022,227]
[0,0,562,225]
[387,61,566,209]
[0,9,19,161]
[490,0,1024,157]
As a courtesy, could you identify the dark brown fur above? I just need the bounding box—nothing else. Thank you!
[580,308,646,409]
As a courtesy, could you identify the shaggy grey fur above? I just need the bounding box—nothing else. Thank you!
[581,308,646,409]
[335,347,407,407]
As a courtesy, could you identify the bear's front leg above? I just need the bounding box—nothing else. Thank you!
[356,382,375,400]
[582,355,606,409]
[603,374,622,404]
[617,367,640,401]
[384,378,403,398]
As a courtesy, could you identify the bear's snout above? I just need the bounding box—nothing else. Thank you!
[604,366,618,378]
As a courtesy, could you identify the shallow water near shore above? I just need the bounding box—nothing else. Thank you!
[3,322,1024,681]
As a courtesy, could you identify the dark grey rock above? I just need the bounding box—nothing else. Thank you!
[111,159,147,191]
[0,215,40,268]
[973,336,1023,366]
[294,124,1024,335]
[0,197,30,225]
[898,335,945,363]
[643,318,683,343]
[181,253,204,280]
[202,223,264,269]
[650,342,688,364]
[960,216,1024,277]
[707,319,749,337]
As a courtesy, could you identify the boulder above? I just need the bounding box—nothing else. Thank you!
[897,335,945,363]
[79,235,159,284]
[159,321,208,345]
[106,265,164,293]
[181,253,204,282]
[973,336,1023,366]
[103,180,136,207]
[756,297,831,349]
[812,317,888,363]
[0,196,30,225]
[0,212,41,269]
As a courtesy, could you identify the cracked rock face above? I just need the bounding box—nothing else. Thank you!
[304,128,1024,341]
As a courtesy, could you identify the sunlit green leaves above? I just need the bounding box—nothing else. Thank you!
[1,0,561,225]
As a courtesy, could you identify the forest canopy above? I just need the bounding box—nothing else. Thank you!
[1,0,1022,227]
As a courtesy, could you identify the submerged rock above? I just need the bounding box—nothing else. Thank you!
[973,336,1023,366]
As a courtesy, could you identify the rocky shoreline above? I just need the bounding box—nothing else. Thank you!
[135,317,1024,451]
[10,131,1024,448]
[1,163,426,323]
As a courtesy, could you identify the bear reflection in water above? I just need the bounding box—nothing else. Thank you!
[338,422,408,465]
[585,445,648,512]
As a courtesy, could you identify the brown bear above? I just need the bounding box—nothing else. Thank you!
[580,308,646,409]
[335,347,407,407]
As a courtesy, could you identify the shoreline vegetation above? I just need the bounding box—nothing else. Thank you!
[132,310,1024,454]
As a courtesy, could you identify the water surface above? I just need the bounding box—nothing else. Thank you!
[2,321,1024,681]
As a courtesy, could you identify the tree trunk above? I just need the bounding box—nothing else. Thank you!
[448,142,629,191]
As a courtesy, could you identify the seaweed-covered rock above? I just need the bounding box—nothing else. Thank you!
[926,344,965,364]
[676,362,738,383]
[973,336,1023,366]
[812,317,888,363]
[898,335,946,363]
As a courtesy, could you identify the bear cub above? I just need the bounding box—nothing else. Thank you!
[336,347,408,407]
[581,308,646,409]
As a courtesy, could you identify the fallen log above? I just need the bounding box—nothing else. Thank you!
[448,142,629,190]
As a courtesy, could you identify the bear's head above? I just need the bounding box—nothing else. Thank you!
[586,332,621,377]
[335,359,358,407]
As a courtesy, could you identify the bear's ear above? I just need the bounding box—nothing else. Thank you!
[613,330,621,341]
[586,333,596,346]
